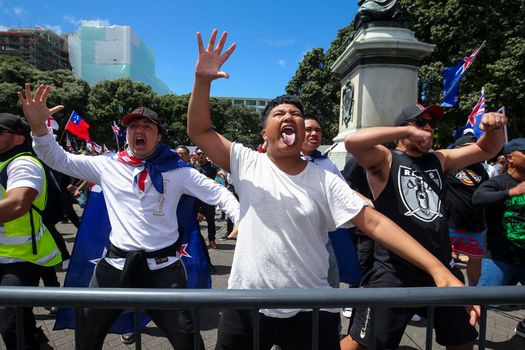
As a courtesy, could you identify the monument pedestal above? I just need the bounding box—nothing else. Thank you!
[328,23,434,169]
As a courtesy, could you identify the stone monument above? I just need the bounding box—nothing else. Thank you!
[328,1,435,169]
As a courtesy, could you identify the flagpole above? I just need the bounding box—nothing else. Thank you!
[59,111,74,143]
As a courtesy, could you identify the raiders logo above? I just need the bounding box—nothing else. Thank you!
[398,165,443,222]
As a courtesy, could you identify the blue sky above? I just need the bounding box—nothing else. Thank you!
[0,0,358,98]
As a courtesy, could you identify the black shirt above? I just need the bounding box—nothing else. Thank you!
[445,163,488,231]
[472,172,525,264]
[373,151,452,283]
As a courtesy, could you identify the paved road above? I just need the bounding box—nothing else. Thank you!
[2,207,524,349]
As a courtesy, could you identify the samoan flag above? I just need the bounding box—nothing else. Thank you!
[54,187,211,332]
[441,42,485,108]
[65,111,91,141]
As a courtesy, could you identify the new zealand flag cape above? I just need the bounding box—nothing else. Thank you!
[329,228,363,285]
[54,188,211,333]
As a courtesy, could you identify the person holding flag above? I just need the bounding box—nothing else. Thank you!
[17,83,240,350]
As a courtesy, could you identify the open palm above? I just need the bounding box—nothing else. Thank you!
[195,29,236,81]
[17,84,64,128]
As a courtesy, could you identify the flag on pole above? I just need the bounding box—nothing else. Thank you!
[466,91,486,139]
[496,106,508,144]
[452,90,485,140]
[441,42,485,108]
[65,111,91,141]
[54,183,211,332]
[111,121,120,135]
[46,116,59,130]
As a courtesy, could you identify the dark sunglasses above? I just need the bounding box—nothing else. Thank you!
[409,116,439,129]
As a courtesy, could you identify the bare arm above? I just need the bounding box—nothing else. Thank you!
[187,29,236,172]
[436,112,507,172]
[0,187,38,223]
[344,125,431,179]
[351,206,480,325]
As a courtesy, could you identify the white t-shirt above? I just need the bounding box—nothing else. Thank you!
[0,157,44,264]
[229,143,366,317]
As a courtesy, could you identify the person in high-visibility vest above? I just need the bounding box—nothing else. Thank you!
[0,112,61,350]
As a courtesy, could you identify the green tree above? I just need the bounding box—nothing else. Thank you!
[286,25,353,142]
[221,104,262,149]
[87,78,157,148]
[154,93,190,147]
[400,0,525,145]
[288,1,525,147]
[38,69,90,130]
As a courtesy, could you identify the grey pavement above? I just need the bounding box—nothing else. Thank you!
[2,206,524,349]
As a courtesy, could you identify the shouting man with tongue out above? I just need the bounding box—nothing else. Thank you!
[187,29,477,350]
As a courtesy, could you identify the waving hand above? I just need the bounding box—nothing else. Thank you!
[195,29,236,82]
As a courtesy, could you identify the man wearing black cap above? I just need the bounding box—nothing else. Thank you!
[342,104,507,350]
[472,138,525,339]
[0,113,62,349]
[17,84,240,350]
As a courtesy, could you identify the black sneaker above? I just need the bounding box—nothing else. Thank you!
[121,332,135,345]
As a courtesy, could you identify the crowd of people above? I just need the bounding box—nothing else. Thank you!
[0,29,523,350]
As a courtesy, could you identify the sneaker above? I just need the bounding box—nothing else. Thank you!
[342,308,353,319]
[515,320,525,338]
[121,332,135,345]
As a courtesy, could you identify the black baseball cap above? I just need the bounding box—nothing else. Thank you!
[502,138,525,155]
[121,107,160,126]
[394,104,444,126]
[0,113,30,135]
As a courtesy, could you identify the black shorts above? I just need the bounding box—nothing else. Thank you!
[349,267,478,348]
[215,309,340,350]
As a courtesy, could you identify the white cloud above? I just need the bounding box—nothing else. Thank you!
[44,24,62,34]
[80,19,111,27]
[12,5,25,15]
[262,38,296,47]
[0,25,7,31]
[277,59,286,68]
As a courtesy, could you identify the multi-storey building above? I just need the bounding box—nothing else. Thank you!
[217,97,272,114]
[0,28,71,71]
[68,24,171,95]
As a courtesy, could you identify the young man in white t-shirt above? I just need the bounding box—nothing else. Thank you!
[187,29,479,350]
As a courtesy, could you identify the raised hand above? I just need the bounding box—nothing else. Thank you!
[407,125,433,152]
[17,83,64,136]
[195,29,236,82]
[479,111,507,132]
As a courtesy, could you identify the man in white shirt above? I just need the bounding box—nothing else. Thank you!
[186,29,478,350]
[17,85,240,350]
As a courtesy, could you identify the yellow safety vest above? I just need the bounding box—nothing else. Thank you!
[0,153,62,266]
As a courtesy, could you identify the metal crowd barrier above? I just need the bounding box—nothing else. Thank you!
[1,285,524,350]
